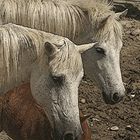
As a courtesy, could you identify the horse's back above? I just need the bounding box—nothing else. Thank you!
[2,83,52,140]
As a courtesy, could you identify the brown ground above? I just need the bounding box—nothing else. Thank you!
[79,13,140,140]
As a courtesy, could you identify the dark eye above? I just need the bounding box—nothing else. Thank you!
[52,75,64,85]
[95,47,105,55]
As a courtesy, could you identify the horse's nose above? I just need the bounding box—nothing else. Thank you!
[112,92,120,102]
[111,92,124,103]
[64,133,74,140]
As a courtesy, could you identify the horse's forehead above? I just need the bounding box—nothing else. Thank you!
[48,36,75,48]
[110,36,122,50]
[95,17,123,50]
[49,49,82,76]
[100,38,122,52]
[98,30,122,50]
[45,36,65,46]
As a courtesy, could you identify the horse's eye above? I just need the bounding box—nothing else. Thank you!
[52,75,64,85]
[95,47,105,55]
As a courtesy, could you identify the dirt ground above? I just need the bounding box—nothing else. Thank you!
[0,1,140,140]
[79,15,140,140]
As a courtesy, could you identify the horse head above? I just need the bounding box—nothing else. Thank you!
[30,38,97,140]
[82,9,127,104]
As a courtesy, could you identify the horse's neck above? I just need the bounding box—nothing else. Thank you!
[0,0,92,44]
[0,70,31,95]
[0,53,35,95]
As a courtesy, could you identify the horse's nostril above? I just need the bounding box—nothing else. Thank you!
[112,92,120,102]
[64,133,74,140]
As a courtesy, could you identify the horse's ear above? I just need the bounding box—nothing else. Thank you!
[115,9,128,19]
[100,15,113,27]
[82,9,89,16]
[108,0,113,5]
[44,42,59,56]
[77,42,98,53]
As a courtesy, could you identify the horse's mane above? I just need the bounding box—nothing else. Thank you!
[42,0,123,47]
[73,0,123,42]
[64,0,112,9]
[0,0,88,41]
[0,23,82,94]
[0,0,122,43]
[0,23,45,92]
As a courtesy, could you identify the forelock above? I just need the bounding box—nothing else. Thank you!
[95,16,123,46]
[49,40,83,77]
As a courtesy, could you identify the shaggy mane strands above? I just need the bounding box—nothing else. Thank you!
[0,0,122,43]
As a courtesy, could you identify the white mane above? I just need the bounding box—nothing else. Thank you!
[0,23,78,94]
[0,0,122,43]
[0,0,88,41]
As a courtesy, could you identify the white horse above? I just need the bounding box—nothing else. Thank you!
[0,0,127,104]
[0,23,96,140]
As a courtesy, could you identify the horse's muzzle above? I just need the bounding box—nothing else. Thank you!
[63,132,82,140]
[102,91,125,104]
[54,130,82,140]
